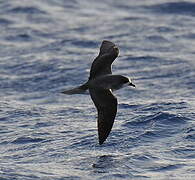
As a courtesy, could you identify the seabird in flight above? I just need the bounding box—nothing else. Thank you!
[62,40,135,145]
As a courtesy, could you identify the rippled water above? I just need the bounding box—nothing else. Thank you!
[0,0,195,179]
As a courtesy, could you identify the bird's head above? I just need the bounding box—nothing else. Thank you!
[121,76,136,88]
[109,75,136,91]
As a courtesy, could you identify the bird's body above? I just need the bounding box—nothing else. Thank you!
[62,40,135,144]
[88,75,131,91]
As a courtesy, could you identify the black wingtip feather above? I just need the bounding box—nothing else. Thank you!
[99,139,105,145]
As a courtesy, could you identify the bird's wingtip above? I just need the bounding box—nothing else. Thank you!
[99,138,106,145]
[99,141,104,145]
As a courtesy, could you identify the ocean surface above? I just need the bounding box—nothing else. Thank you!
[0,0,195,179]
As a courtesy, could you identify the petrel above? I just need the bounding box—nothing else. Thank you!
[62,40,135,145]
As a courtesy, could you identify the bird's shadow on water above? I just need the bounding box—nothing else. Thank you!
[92,155,116,173]
[90,154,148,179]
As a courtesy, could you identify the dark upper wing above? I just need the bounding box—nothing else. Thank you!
[89,40,119,80]
[99,40,116,56]
[89,88,117,145]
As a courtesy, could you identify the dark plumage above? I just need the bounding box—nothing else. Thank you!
[62,40,135,144]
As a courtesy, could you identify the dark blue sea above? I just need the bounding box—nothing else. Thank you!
[0,0,195,179]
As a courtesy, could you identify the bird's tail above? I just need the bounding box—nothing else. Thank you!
[61,83,88,95]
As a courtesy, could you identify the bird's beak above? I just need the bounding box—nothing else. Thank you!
[129,82,136,88]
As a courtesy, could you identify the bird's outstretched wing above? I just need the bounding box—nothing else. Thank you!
[89,40,119,80]
[61,41,119,95]
[89,88,117,145]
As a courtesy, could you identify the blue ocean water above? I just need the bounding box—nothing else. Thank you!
[0,0,195,179]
